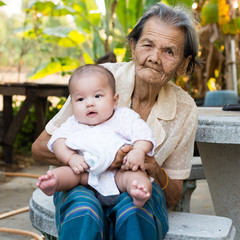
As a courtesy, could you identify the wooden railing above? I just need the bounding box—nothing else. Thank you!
[0,83,69,163]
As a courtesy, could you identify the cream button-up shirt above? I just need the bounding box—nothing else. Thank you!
[46,61,198,180]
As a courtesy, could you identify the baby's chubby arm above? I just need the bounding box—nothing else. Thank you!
[122,140,153,171]
[53,138,89,174]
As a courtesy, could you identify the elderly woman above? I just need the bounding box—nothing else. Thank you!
[32,3,200,240]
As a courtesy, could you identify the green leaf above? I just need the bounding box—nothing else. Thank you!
[114,47,127,62]
[52,5,76,16]
[116,0,127,33]
[27,1,55,15]
[68,30,86,44]
[86,0,101,26]
[57,31,86,48]
[221,19,240,35]
[43,26,73,38]
[234,17,240,32]
[200,2,218,26]
[83,52,94,64]
[28,57,80,80]
[0,1,6,6]
[163,0,193,7]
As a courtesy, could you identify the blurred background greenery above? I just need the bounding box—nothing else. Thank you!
[0,0,239,96]
[0,0,239,154]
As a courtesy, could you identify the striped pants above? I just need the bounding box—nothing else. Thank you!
[54,182,168,240]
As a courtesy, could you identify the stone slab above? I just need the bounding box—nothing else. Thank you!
[196,107,240,144]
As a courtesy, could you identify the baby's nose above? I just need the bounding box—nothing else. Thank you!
[86,98,94,107]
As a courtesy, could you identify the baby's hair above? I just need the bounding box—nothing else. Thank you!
[68,64,116,95]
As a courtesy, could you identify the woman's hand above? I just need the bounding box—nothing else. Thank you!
[145,155,183,208]
[108,145,133,170]
[144,155,159,178]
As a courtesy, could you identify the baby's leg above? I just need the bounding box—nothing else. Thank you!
[115,170,152,207]
[37,166,88,196]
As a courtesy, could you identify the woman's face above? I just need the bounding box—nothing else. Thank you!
[131,16,190,86]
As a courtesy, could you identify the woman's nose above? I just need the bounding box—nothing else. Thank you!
[148,50,161,65]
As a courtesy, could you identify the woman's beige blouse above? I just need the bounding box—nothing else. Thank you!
[46,62,198,180]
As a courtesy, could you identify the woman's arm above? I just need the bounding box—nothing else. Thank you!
[109,144,183,207]
[31,130,62,166]
[145,155,183,208]
[108,145,133,170]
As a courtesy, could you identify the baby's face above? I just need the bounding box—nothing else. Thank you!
[70,71,118,126]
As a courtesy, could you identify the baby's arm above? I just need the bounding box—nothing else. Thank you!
[123,140,153,171]
[53,138,89,174]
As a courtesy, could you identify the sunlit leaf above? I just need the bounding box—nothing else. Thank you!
[114,48,126,62]
[68,30,85,44]
[163,0,193,7]
[28,57,80,80]
[83,52,94,64]
[116,0,127,33]
[207,78,217,91]
[72,2,86,12]
[52,5,76,16]
[221,22,238,35]
[234,18,240,32]
[28,62,60,80]
[27,1,55,15]
[43,26,73,38]
[86,0,101,26]
[57,31,85,47]
[60,57,80,71]
[0,1,6,6]
[200,2,218,25]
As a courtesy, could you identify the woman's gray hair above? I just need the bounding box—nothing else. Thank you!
[127,3,200,74]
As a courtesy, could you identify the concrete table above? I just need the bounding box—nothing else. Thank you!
[196,107,240,238]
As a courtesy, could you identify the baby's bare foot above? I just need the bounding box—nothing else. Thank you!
[37,170,57,196]
[130,180,151,207]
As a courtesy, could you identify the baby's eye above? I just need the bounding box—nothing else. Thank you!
[95,94,102,98]
[78,97,84,101]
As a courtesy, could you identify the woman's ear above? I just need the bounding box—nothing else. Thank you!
[130,39,136,58]
[113,93,119,108]
[176,55,192,75]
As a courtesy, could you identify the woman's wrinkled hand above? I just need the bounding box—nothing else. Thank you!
[144,155,159,178]
[108,144,133,171]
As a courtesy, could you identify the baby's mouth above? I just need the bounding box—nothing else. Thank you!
[87,111,97,117]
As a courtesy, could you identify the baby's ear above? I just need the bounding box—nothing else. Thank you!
[113,93,119,107]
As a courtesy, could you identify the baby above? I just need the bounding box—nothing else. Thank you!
[37,64,155,207]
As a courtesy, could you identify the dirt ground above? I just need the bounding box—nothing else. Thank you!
[0,153,215,240]
[0,155,49,240]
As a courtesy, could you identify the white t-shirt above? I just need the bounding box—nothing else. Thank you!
[48,107,155,196]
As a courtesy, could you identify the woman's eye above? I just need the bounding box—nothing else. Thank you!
[166,48,174,55]
[144,44,151,47]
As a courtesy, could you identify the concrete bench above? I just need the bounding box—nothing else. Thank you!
[174,156,206,212]
[29,188,236,240]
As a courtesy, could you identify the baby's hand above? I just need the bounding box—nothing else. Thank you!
[122,149,145,171]
[68,154,89,174]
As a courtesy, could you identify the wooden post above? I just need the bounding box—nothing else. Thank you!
[224,35,238,94]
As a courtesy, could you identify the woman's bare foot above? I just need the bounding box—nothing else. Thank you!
[37,170,58,196]
[130,180,151,207]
